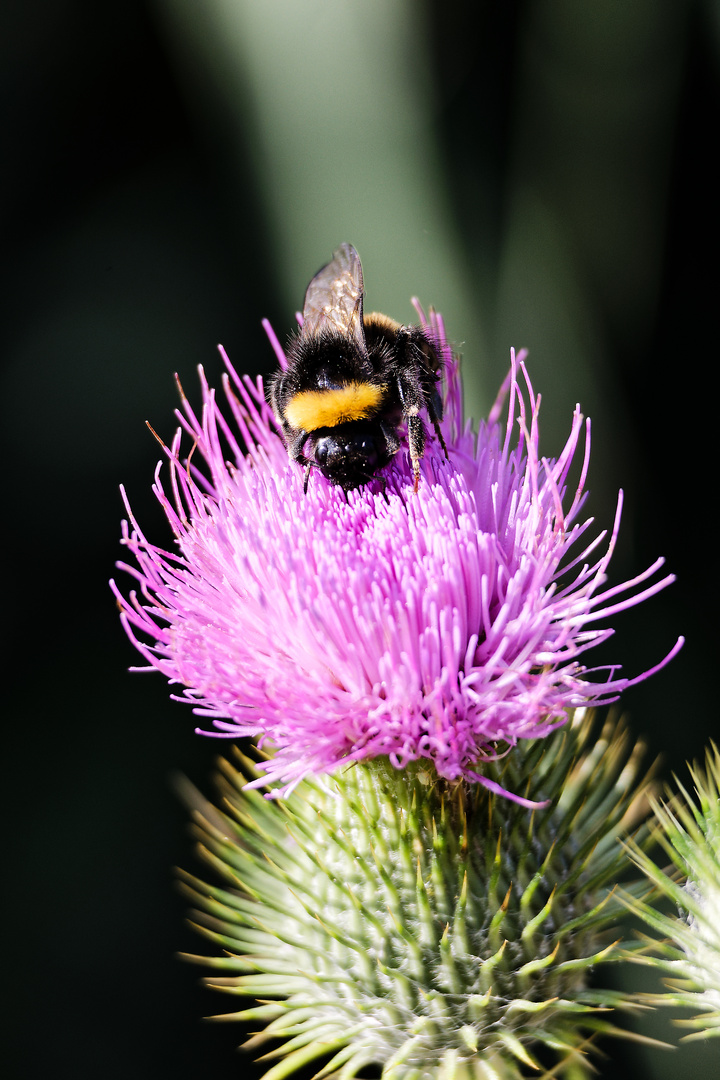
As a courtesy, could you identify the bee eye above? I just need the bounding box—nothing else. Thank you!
[315,441,329,466]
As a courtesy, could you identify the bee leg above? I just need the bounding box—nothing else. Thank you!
[285,428,309,462]
[392,327,447,485]
[379,420,401,459]
[401,328,448,461]
[406,410,426,493]
[393,367,427,491]
[377,475,390,504]
[283,429,316,493]
[426,387,448,460]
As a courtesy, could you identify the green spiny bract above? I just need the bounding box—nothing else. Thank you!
[623,741,720,1040]
[179,711,656,1080]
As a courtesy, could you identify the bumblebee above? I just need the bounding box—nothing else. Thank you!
[269,243,448,493]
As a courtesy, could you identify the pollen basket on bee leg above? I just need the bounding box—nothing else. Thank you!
[285,382,387,432]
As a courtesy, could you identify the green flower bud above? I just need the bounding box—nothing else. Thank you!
[623,742,720,1041]
[179,711,657,1080]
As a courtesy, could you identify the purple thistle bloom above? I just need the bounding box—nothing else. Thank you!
[112,305,681,801]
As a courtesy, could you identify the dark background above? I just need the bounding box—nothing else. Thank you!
[2,2,718,1077]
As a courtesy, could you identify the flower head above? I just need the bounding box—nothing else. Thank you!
[112,306,681,796]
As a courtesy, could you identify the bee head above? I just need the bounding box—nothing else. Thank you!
[313,422,389,490]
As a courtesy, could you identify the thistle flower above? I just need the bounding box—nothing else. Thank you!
[624,743,720,1039]
[112,306,681,798]
[179,711,661,1080]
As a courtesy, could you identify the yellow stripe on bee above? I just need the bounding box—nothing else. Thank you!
[285,382,386,432]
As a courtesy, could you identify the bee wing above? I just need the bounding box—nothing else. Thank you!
[301,243,366,353]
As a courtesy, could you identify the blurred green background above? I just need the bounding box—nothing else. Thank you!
[2,2,718,1077]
